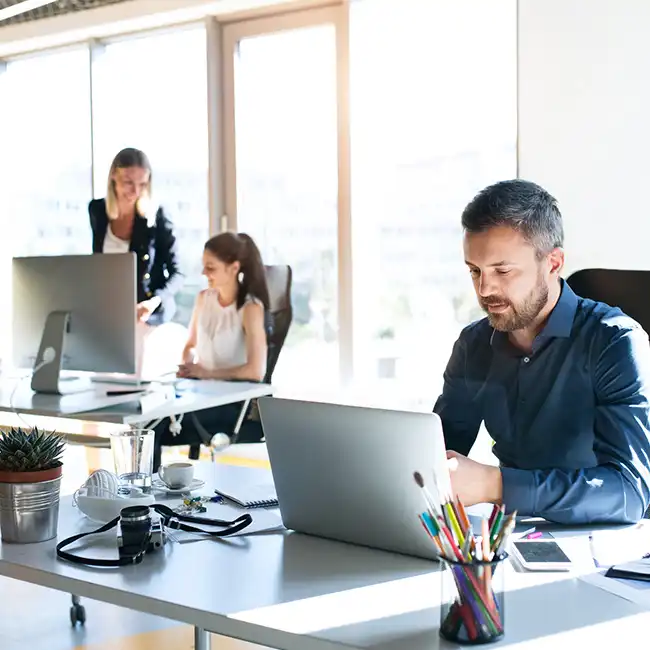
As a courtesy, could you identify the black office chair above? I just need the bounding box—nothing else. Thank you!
[566,268,650,522]
[184,264,293,459]
[565,268,650,333]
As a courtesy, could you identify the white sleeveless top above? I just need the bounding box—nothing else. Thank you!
[195,291,262,371]
[103,226,130,254]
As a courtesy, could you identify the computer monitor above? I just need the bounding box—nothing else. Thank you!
[12,254,137,395]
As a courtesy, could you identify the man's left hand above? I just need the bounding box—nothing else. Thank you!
[447,450,503,506]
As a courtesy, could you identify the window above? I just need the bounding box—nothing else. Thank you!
[91,26,209,325]
[0,47,92,257]
[350,0,517,408]
[225,20,340,392]
[0,47,92,360]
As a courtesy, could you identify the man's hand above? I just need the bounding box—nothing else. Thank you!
[137,296,162,322]
[177,362,210,379]
[447,450,503,506]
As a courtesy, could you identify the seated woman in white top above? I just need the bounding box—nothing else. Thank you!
[153,232,270,468]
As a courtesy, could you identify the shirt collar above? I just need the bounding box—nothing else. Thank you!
[540,279,578,339]
[490,279,578,353]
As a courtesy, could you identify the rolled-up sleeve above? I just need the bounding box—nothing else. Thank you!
[502,324,650,524]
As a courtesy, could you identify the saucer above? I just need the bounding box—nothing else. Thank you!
[152,478,205,494]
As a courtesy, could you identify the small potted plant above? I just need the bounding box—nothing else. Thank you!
[0,427,66,543]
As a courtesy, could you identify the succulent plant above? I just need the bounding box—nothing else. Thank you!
[0,427,66,472]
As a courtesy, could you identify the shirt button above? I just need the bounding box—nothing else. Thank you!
[143,254,150,261]
[523,357,530,363]
[144,273,150,280]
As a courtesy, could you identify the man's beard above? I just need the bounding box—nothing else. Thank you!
[480,275,549,332]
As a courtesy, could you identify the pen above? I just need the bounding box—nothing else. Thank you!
[455,496,472,534]
[518,527,536,538]
[487,503,500,529]
[489,506,504,545]
[444,502,465,547]
[481,518,492,561]
[526,531,543,540]
[437,516,465,562]
[420,514,445,556]
[493,512,517,556]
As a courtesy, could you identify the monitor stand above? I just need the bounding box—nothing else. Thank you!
[30,311,93,395]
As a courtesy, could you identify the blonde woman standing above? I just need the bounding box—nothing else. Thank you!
[89,147,183,325]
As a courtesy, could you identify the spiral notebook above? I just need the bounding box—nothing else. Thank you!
[214,484,279,509]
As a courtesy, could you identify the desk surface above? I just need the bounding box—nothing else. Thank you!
[0,377,272,425]
[78,380,273,425]
[0,464,647,650]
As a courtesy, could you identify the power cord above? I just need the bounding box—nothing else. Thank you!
[9,347,57,429]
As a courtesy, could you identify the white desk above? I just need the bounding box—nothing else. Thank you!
[77,380,273,427]
[0,377,272,427]
[1,464,648,650]
[0,378,147,417]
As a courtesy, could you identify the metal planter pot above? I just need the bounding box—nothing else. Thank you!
[0,467,62,543]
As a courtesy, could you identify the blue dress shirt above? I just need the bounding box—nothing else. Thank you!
[434,280,650,524]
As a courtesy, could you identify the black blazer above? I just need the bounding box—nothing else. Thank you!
[89,198,183,325]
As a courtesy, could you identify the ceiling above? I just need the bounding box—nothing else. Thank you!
[0,0,130,27]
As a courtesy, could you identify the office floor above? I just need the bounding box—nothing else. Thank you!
[0,579,271,649]
[0,415,272,650]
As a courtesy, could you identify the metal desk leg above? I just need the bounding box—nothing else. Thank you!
[233,398,251,435]
[194,626,211,650]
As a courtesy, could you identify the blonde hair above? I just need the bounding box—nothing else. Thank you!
[105,148,157,226]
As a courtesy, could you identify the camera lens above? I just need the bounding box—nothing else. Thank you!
[118,505,153,558]
[120,505,151,524]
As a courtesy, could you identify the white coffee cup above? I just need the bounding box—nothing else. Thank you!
[158,462,194,489]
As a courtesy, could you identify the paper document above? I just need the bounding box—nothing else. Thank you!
[589,522,650,567]
[581,570,650,608]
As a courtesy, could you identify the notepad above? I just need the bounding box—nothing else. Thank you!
[605,557,650,582]
[214,484,279,509]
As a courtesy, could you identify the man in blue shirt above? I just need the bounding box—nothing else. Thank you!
[434,179,650,524]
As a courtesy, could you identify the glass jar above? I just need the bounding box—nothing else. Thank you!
[439,554,507,645]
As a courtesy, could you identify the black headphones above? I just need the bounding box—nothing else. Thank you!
[56,503,252,567]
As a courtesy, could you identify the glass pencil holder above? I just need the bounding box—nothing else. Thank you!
[439,554,507,645]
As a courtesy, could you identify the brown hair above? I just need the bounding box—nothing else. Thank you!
[106,148,155,224]
[204,232,270,310]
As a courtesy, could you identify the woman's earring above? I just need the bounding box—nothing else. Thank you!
[238,271,244,283]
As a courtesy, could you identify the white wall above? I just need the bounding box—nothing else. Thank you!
[518,0,650,275]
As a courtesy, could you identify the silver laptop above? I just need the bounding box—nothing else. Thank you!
[258,397,447,561]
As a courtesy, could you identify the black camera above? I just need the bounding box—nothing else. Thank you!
[116,505,165,562]
[57,502,252,569]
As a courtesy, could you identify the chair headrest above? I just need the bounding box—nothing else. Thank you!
[265,265,292,313]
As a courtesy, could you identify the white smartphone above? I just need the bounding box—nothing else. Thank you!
[510,540,572,571]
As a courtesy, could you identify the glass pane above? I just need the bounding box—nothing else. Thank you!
[0,48,92,256]
[233,25,339,392]
[0,47,92,360]
[91,27,209,326]
[350,0,517,409]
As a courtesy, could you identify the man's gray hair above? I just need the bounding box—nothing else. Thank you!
[461,179,564,256]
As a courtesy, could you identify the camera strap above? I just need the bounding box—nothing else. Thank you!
[56,503,253,567]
